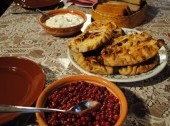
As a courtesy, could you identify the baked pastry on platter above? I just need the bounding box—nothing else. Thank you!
[71,51,117,75]
[68,20,165,76]
[118,55,159,75]
[71,50,159,75]
[84,19,117,32]
[68,20,117,53]
[101,33,164,66]
[112,32,152,45]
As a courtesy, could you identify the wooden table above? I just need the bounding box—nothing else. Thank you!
[0,0,170,125]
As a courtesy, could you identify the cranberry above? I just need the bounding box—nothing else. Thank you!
[45,81,120,126]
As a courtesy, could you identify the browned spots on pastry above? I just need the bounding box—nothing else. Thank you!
[68,20,164,75]
[101,33,164,66]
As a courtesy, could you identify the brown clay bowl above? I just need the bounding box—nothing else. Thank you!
[14,0,60,8]
[0,56,45,125]
[39,9,87,37]
[36,75,128,126]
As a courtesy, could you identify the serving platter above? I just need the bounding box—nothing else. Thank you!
[68,28,168,82]
[0,57,45,124]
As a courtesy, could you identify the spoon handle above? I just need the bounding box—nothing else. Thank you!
[0,105,66,113]
[36,9,50,19]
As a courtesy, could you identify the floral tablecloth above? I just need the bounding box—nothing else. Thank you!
[0,0,170,125]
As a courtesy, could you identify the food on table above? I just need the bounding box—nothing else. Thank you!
[112,31,152,45]
[46,81,120,126]
[95,0,145,16]
[71,51,117,75]
[118,55,159,75]
[68,20,117,53]
[106,1,141,12]
[71,49,159,76]
[84,19,117,32]
[68,20,165,75]
[95,3,131,16]
[45,13,84,28]
[101,32,164,66]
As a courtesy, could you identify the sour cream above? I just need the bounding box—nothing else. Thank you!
[45,13,84,28]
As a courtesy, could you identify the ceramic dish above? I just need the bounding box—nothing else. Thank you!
[68,28,168,82]
[39,9,87,37]
[74,0,98,8]
[36,75,128,126]
[14,0,61,8]
[0,57,45,125]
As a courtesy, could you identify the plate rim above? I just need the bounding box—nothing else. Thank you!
[0,56,45,124]
[74,1,98,8]
[67,28,168,82]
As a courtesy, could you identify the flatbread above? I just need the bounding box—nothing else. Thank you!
[72,51,117,75]
[68,20,117,53]
[101,32,164,66]
[118,55,159,75]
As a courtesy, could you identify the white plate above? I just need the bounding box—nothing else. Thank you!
[74,0,97,8]
[68,28,168,82]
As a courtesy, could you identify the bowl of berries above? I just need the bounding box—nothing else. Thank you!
[36,75,127,126]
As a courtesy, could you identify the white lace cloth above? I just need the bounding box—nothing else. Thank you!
[0,0,170,125]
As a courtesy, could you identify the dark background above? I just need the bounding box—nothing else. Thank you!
[0,0,13,16]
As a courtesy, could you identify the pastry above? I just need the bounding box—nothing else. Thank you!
[68,20,116,53]
[68,20,164,76]
[84,19,117,32]
[112,32,152,45]
[118,55,159,75]
[101,32,164,66]
[71,50,117,75]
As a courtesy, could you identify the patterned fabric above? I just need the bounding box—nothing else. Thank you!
[0,0,170,125]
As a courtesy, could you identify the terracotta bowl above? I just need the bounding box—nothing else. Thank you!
[39,9,87,37]
[91,1,148,28]
[0,56,45,125]
[36,75,128,126]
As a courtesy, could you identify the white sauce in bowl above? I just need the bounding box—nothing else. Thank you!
[45,13,84,28]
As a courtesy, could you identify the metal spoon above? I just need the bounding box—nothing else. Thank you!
[0,101,100,115]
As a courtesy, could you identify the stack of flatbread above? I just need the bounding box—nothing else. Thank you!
[68,20,165,75]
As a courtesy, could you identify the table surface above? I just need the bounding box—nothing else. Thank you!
[0,0,170,126]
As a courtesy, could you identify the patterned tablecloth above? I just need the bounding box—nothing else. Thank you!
[0,0,170,125]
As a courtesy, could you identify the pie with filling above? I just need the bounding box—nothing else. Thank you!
[68,20,117,53]
[71,50,118,75]
[101,32,164,66]
[68,21,165,76]
[118,55,159,75]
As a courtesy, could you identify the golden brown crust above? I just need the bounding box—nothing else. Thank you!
[95,3,130,16]
[85,20,117,32]
[101,32,164,66]
[68,20,117,53]
[72,51,116,75]
[107,1,141,12]
[113,32,152,45]
[68,20,164,76]
[118,56,159,75]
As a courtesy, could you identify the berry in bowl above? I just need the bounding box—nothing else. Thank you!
[36,75,127,126]
[38,9,87,37]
